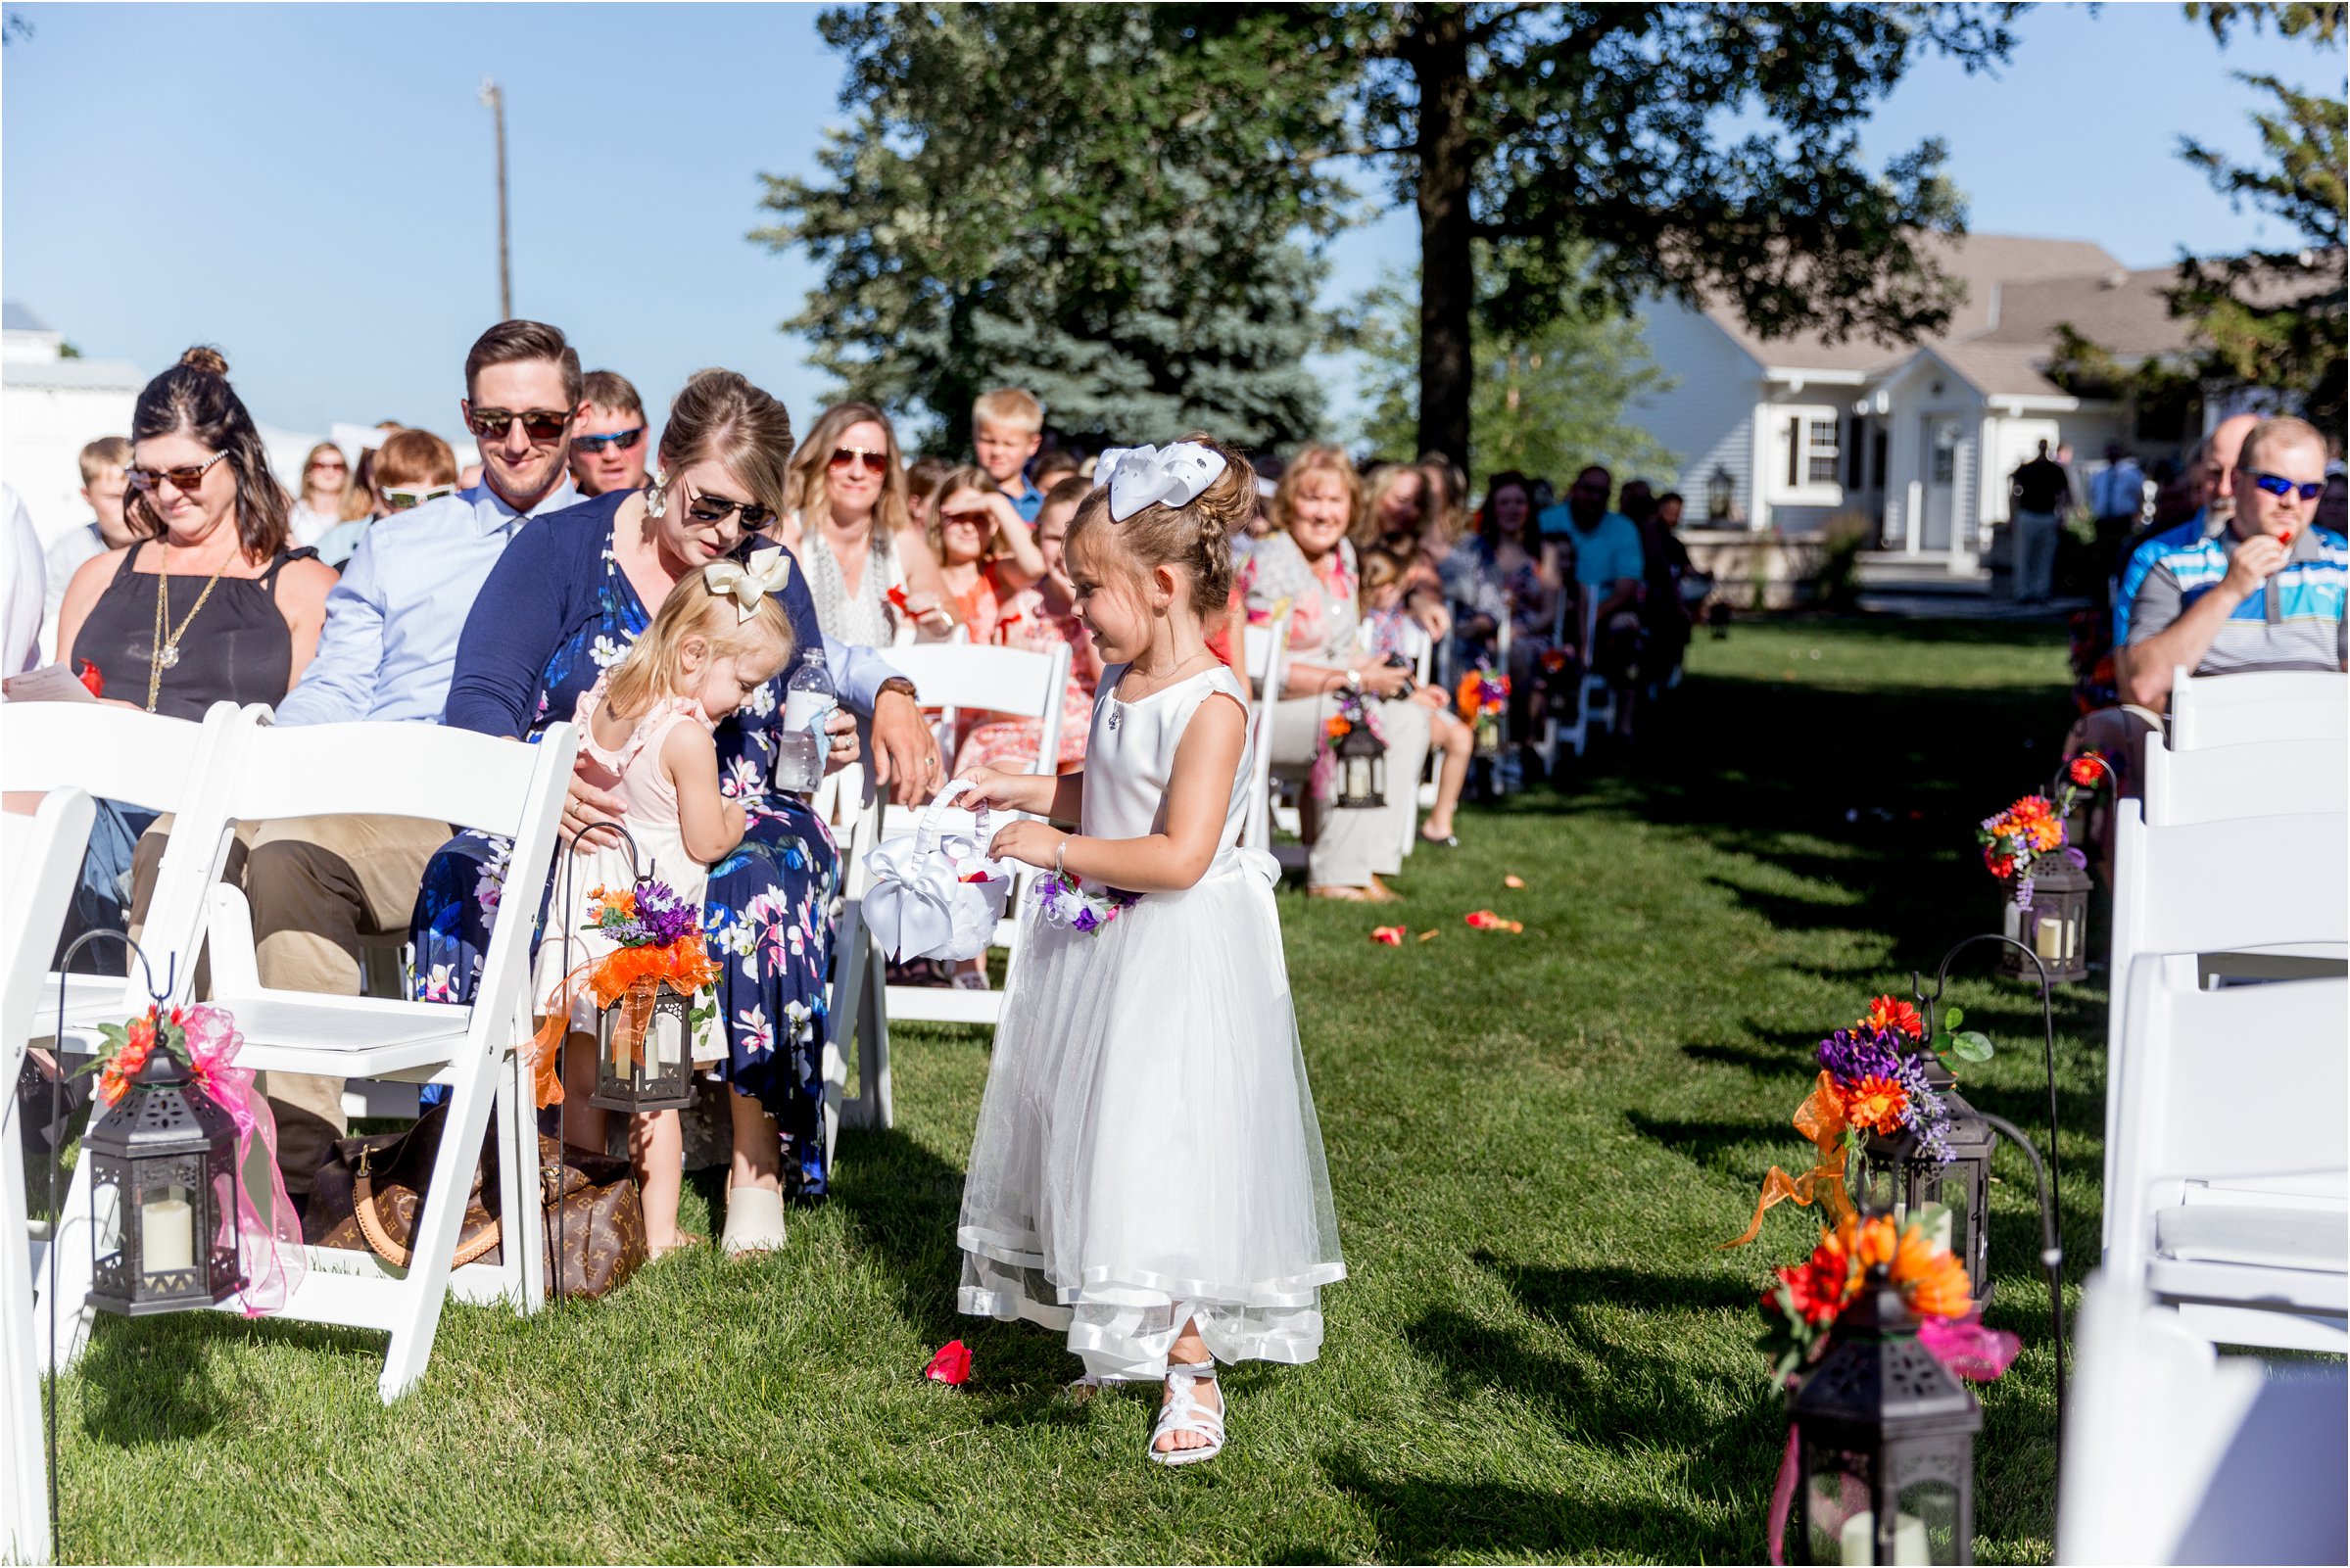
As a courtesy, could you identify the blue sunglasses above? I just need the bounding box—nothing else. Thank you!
[2247,470,2324,502]
[569,426,646,455]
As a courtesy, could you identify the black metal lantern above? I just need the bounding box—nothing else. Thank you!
[1855,1070,1998,1308]
[1332,706,1388,810]
[1997,853,2088,983]
[1707,463,1737,523]
[588,981,697,1114]
[84,1036,244,1315]
[1792,1272,1982,1565]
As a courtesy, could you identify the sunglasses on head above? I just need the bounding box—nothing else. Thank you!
[384,484,456,511]
[683,483,775,532]
[124,451,230,494]
[2247,470,2325,502]
[570,426,646,455]
[468,407,569,443]
[829,445,887,476]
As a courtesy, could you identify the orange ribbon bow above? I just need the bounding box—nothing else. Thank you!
[1720,1069,1856,1248]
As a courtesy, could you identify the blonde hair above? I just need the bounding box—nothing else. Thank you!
[659,368,796,523]
[1065,433,1252,620]
[924,464,1002,561]
[605,568,795,719]
[77,435,130,486]
[1358,461,1428,546]
[788,401,913,544]
[1271,445,1363,539]
[972,387,1043,435]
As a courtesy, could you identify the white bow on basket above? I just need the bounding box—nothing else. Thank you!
[861,778,1015,962]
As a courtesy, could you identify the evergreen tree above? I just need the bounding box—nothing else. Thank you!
[753,4,1350,451]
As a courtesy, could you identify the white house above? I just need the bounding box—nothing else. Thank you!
[1632,235,2205,574]
[3,302,144,551]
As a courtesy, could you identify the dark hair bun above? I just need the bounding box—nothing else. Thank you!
[178,345,230,377]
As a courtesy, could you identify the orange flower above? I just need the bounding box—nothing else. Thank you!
[97,1061,129,1107]
[1464,910,1523,932]
[1324,715,1352,740]
[1836,1075,1909,1137]
[1859,995,1925,1041]
[1891,1226,1974,1319]
[2067,751,2110,787]
[588,884,637,920]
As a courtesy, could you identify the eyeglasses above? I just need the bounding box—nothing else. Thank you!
[570,427,646,455]
[383,484,456,511]
[682,483,775,531]
[829,446,887,476]
[468,407,570,444]
[2246,470,2325,502]
[124,451,230,494]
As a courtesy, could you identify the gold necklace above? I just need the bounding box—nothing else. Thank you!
[146,537,235,712]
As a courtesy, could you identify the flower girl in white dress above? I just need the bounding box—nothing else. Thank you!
[957,437,1344,1466]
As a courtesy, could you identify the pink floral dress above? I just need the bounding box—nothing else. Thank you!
[953,582,1099,774]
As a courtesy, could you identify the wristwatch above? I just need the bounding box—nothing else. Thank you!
[875,676,919,705]
[1342,669,1364,696]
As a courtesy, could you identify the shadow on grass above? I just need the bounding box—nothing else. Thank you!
[832,1123,970,1349]
[1624,1111,1790,1171]
[1318,1451,1733,1561]
[1473,1253,1759,1320]
[76,1311,377,1447]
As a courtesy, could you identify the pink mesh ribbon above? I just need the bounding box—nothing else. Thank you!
[180,1005,306,1315]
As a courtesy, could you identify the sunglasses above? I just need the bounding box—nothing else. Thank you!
[682,483,775,532]
[829,446,887,476]
[384,484,456,511]
[2246,470,2325,502]
[124,451,230,494]
[468,407,570,443]
[309,457,348,472]
[570,426,646,455]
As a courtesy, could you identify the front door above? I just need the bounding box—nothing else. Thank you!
[1922,416,1962,552]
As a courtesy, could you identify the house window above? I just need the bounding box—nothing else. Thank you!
[1782,411,1842,491]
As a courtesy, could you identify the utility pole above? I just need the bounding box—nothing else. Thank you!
[478,77,511,318]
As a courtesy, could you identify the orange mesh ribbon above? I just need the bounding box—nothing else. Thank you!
[527,936,720,1110]
[1720,1070,1855,1248]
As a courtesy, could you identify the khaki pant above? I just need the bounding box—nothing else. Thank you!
[134,812,451,1194]
[1269,691,1432,889]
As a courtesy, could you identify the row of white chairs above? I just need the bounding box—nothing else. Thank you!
[2063,667,2348,1560]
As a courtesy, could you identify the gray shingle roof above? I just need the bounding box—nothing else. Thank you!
[1,301,53,333]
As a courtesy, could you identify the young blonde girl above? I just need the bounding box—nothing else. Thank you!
[533,553,794,1258]
[957,437,1344,1466]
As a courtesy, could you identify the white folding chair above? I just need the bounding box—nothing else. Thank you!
[815,764,889,1155]
[2103,955,2348,1352]
[826,643,1069,1140]
[0,701,243,1038]
[39,716,579,1402]
[2058,1271,2348,1564]
[2170,665,2348,751]
[1241,622,1291,853]
[1538,594,1615,766]
[2,788,94,1566]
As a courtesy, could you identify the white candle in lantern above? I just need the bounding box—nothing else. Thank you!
[2035,916,2062,961]
[143,1191,195,1273]
[1841,1509,1930,1565]
[653,1006,682,1069]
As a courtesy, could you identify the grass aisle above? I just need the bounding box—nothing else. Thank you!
[46,618,2101,1565]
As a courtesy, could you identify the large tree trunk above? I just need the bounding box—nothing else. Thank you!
[1411,4,1475,470]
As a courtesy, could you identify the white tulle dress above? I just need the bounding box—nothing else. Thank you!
[957,661,1345,1381]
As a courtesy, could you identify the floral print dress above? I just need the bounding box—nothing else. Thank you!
[951,582,1098,775]
[409,537,840,1198]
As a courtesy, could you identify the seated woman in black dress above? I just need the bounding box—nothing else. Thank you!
[413,368,939,1245]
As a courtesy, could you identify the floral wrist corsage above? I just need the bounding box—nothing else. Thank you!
[1031,871,1139,934]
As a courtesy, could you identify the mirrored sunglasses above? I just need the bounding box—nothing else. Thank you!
[570,427,646,455]
[384,484,457,511]
[469,407,569,443]
[2248,471,2324,502]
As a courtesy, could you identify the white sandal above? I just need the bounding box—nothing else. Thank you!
[720,1186,788,1256]
[1146,1359,1225,1467]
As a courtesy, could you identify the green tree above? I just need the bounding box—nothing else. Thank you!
[752,4,1353,451]
[1344,3,2022,464]
[1353,254,1676,486]
[2171,1,2346,428]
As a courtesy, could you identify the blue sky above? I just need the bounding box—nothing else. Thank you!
[2,2,2334,447]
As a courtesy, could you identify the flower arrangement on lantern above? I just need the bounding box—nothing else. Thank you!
[1758,1212,2006,1384]
[1309,689,1388,804]
[1455,668,1510,722]
[1722,995,1985,1248]
[1979,750,2109,905]
[529,877,720,1107]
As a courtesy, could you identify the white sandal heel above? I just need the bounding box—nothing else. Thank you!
[1146,1359,1225,1467]
[721,1186,788,1256]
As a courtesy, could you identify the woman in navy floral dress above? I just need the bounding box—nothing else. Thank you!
[411,371,939,1216]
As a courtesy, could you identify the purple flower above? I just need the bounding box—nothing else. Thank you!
[1073,908,1100,933]
[634,878,699,947]
[1817,1026,1907,1087]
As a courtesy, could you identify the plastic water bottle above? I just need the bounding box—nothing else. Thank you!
[773,648,837,794]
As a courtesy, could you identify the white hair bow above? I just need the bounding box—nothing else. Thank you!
[1097,442,1228,522]
[702,546,792,622]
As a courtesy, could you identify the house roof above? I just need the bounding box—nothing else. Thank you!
[2,356,143,392]
[2,302,52,333]
[1703,232,2126,377]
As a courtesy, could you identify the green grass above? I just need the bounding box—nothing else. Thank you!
[37,616,2102,1564]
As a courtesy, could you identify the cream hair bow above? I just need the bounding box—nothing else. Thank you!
[702,546,791,622]
[1097,441,1227,522]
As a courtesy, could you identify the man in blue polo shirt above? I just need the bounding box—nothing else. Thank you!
[2118,414,2345,710]
[1540,464,1648,736]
